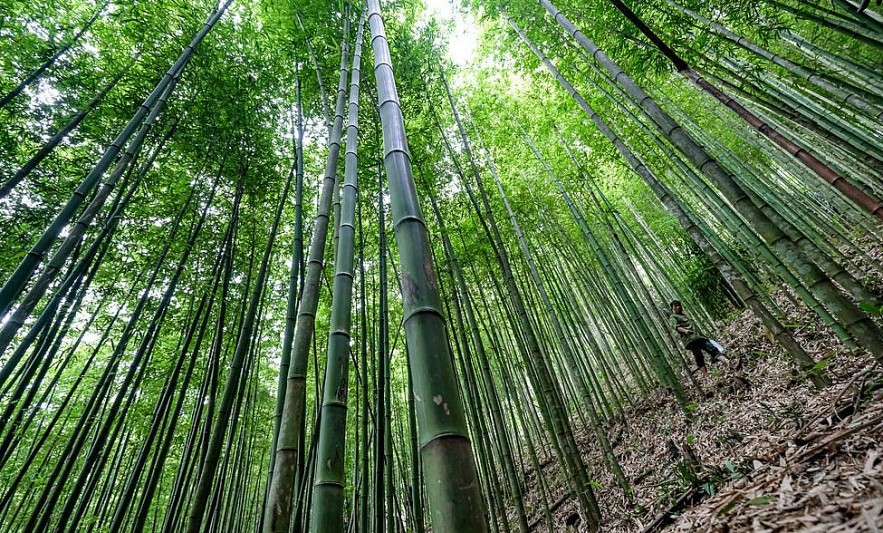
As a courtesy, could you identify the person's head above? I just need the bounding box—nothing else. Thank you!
[670,300,682,314]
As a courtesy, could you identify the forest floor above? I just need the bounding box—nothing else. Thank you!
[516,244,883,531]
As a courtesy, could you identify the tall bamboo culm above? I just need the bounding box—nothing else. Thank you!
[367,0,488,530]
[264,10,352,532]
[309,7,366,531]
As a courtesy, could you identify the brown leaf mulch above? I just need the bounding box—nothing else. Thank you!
[664,376,883,532]
[514,281,883,532]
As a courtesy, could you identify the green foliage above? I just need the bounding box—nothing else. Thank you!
[1,0,880,529]
[748,495,775,506]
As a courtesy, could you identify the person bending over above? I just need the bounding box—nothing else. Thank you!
[668,300,724,376]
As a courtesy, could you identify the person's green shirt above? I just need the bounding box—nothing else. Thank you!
[669,312,701,347]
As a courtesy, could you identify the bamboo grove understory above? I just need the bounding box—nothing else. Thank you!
[0,0,881,531]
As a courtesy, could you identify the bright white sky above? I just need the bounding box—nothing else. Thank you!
[421,0,479,67]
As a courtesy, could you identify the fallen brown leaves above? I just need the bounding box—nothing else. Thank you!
[514,281,883,532]
[669,386,883,532]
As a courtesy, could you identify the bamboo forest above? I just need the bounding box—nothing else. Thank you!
[2,0,883,530]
